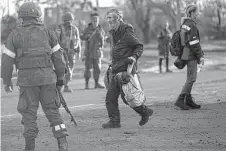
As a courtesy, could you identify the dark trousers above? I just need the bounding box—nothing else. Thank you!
[159,56,170,72]
[105,75,121,123]
[181,60,197,95]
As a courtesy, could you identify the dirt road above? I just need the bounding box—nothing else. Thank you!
[1,68,226,151]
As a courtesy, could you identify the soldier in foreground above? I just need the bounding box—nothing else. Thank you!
[56,12,81,92]
[175,4,204,110]
[1,2,69,151]
[102,8,153,129]
[80,13,105,89]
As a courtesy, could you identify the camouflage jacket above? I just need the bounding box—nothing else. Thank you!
[80,23,105,59]
[1,20,66,86]
[55,23,81,53]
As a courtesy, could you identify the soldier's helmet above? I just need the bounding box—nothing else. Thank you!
[18,2,42,18]
[62,12,74,22]
[186,4,198,16]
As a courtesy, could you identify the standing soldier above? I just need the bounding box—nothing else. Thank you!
[175,4,204,110]
[80,13,105,89]
[157,22,173,73]
[102,8,153,129]
[56,12,81,92]
[1,2,69,151]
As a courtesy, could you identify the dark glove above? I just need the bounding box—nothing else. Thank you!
[56,80,64,87]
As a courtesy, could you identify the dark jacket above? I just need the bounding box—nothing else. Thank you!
[180,18,204,60]
[157,29,171,56]
[110,22,143,74]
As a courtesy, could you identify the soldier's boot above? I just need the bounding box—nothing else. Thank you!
[63,85,73,92]
[102,103,121,128]
[175,94,190,110]
[85,78,89,89]
[186,94,201,109]
[57,136,68,151]
[94,79,105,89]
[133,105,154,126]
[23,138,35,151]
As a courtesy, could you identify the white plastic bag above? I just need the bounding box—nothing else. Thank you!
[120,62,146,108]
[121,73,146,108]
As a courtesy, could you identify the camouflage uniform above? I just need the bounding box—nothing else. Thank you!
[80,21,105,89]
[56,12,81,92]
[1,2,68,151]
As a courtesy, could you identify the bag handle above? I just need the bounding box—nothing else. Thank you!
[127,62,135,74]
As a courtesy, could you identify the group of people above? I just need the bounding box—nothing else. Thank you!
[1,2,204,151]
[55,11,105,92]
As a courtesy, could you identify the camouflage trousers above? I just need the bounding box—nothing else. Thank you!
[17,83,68,139]
[84,58,101,80]
[65,52,76,83]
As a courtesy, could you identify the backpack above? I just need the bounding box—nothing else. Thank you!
[170,30,183,56]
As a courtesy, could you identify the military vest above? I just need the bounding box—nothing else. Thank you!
[59,25,74,49]
[16,25,53,70]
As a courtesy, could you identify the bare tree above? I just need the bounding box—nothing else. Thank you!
[126,0,153,44]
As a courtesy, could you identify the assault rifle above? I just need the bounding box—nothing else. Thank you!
[57,87,77,127]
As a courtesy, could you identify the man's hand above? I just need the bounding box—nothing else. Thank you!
[198,57,204,65]
[128,56,136,63]
[4,84,13,93]
[82,56,86,62]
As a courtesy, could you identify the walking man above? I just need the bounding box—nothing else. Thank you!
[1,2,69,150]
[80,13,105,89]
[56,12,81,92]
[175,4,204,110]
[102,8,153,129]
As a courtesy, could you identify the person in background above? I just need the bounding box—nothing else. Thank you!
[80,13,105,89]
[157,21,173,73]
[56,12,81,92]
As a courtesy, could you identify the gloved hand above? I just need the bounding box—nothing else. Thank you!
[56,80,64,87]
[4,84,13,93]
[198,57,204,65]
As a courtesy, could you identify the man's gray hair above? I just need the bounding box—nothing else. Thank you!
[106,8,123,20]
